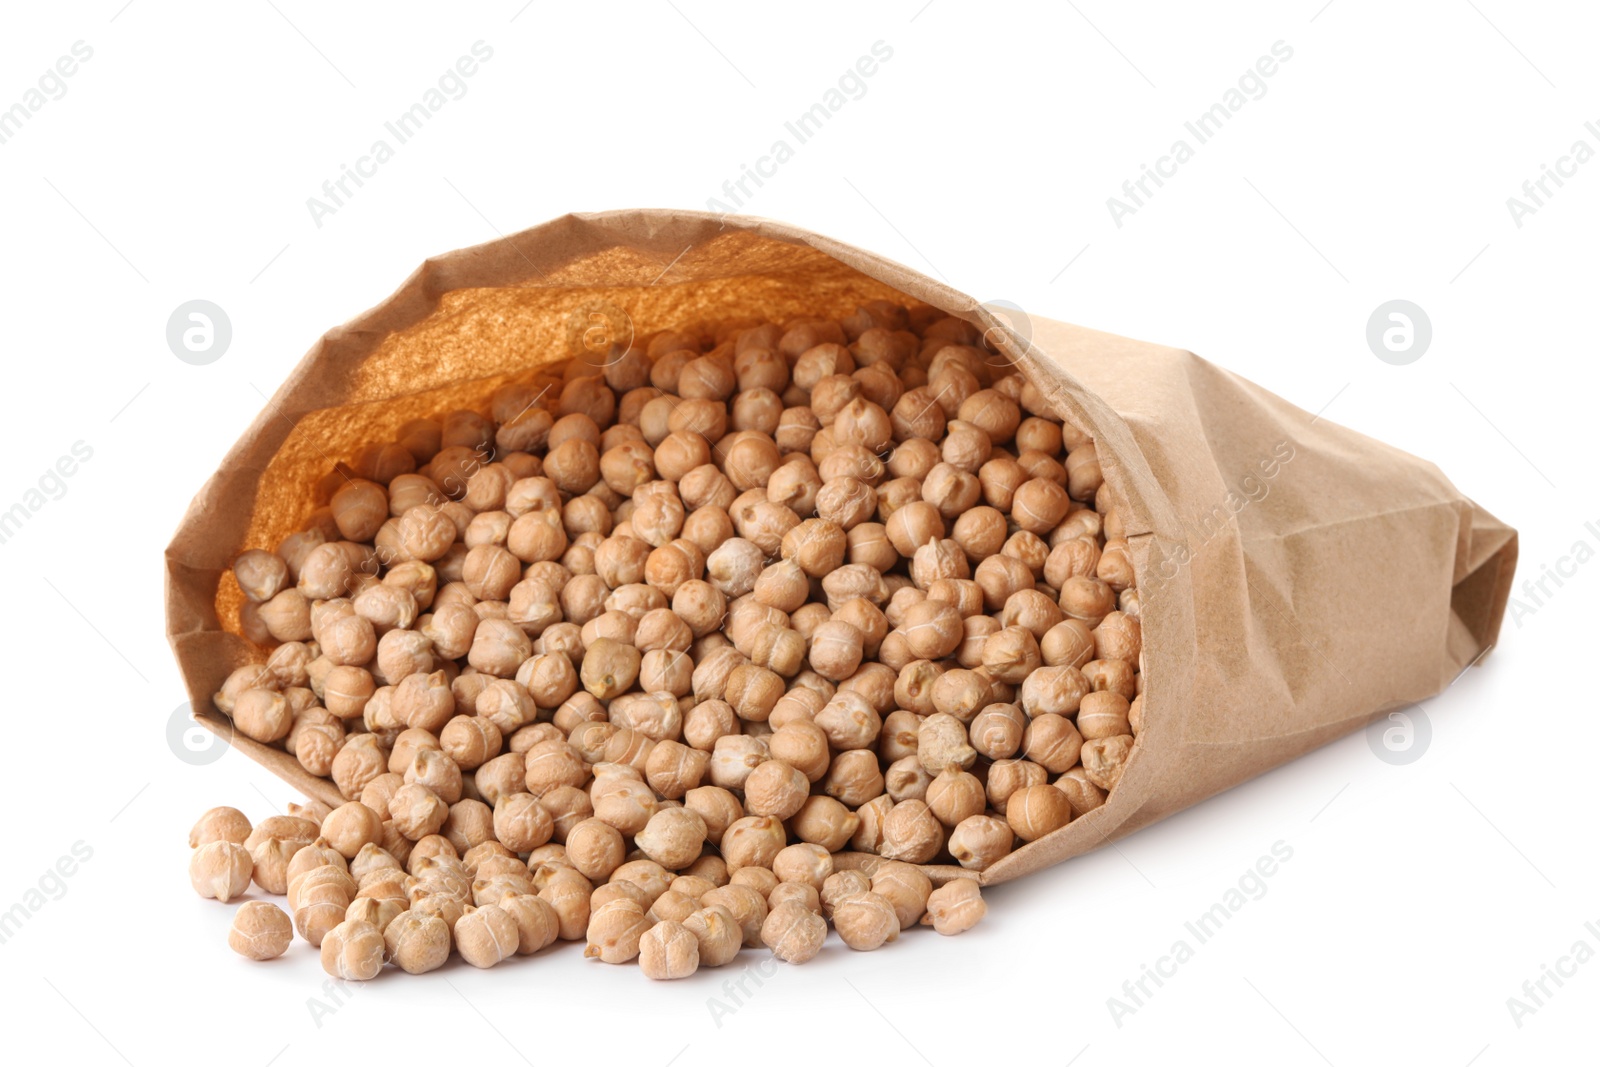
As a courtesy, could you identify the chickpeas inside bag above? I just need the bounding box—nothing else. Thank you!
[170,213,1515,977]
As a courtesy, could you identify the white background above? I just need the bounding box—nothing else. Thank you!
[1,2,1594,1064]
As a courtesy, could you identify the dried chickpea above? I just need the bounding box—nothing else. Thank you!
[1006,783,1073,842]
[820,870,871,919]
[1023,714,1084,774]
[833,892,901,951]
[190,841,253,903]
[566,818,626,881]
[442,798,494,852]
[948,814,1014,871]
[440,714,502,770]
[986,758,1048,812]
[784,796,857,853]
[638,919,701,980]
[922,878,986,935]
[1081,734,1136,790]
[232,689,292,744]
[867,861,932,929]
[822,749,884,808]
[926,768,986,828]
[982,625,1042,684]
[584,898,652,963]
[190,807,252,849]
[721,815,788,871]
[814,691,881,752]
[499,892,561,955]
[539,868,594,942]
[809,620,865,681]
[1041,618,1096,668]
[1083,657,1138,701]
[494,793,555,852]
[918,713,977,775]
[762,900,827,964]
[743,760,810,820]
[228,901,293,960]
[1055,767,1107,817]
[1021,665,1091,718]
[321,919,385,981]
[1093,611,1142,663]
[321,801,384,860]
[456,903,520,968]
[880,800,943,864]
[384,911,451,974]
[683,905,743,967]
[1078,690,1133,739]
[850,794,894,855]
[900,600,963,660]
[771,843,833,891]
[635,808,708,871]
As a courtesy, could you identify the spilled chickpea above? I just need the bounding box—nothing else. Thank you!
[195,299,1144,978]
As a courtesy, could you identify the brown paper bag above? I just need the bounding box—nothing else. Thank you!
[164,209,1517,885]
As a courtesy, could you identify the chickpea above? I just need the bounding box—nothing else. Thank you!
[635,807,708,871]
[232,689,292,743]
[190,841,254,902]
[545,438,601,495]
[1040,618,1096,669]
[468,619,533,678]
[1060,576,1117,626]
[663,582,724,642]
[228,900,293,960]
[948,814,1014,871]
[1078,690,1133,740]
[922,878,987,935]
[1083,657,1138,700]
[808,620,865,681]
[884,501,943,559]
[806,690,875,753]
[900,600,963,660]
[929,668,991,723]
[1065,442,1103,501]
[921,463,982,521]
[833,891,900,951]
[567,818,626,882]
[890,387,947,441]
[1023,713,1084,773]
[681,786,742,847]
[1006,783,1073,841]
[851,794,894,855]
[863,861,930,930]
[392,670,454,732]
[880,800,943,864]
[321,919,386,981]
[986,758,1048,812]
[1082,734,1136,790]
[382,910,452,974]
[1020,664,1091,718]
[721,815,787,871]
[743,760,810,820]
[761,900,827,963]
[644,740,709,800]
[1093,610,1142,663]
[775,406,820,454]
[581,638,641,700]
[926,768,986,828]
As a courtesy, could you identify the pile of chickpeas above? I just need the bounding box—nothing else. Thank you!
[194,298,1142,979]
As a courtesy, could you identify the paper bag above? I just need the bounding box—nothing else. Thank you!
[165,209,1517,884]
